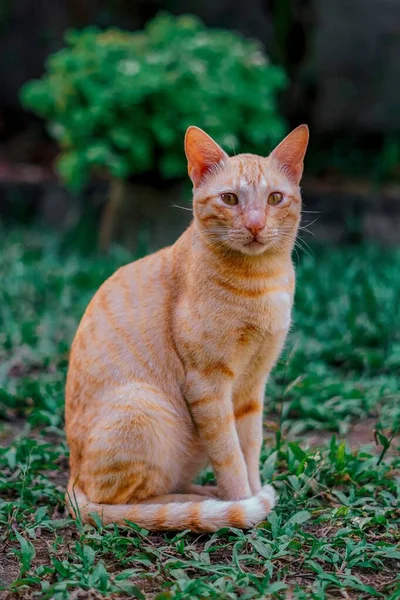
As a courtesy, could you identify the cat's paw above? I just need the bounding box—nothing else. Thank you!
[236,483,276,528]
[256,483,277,511]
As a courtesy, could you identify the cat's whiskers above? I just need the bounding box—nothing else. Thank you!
[269,233,301,262]
[300,216,319,228]
[298,216,320,238]
[192,229,230,255]
[298,237,313,256]
[193,232,226,248]
[171,202,193,213]
[277,224,313,255]
[193,227,229,245]
[266,229,305,261]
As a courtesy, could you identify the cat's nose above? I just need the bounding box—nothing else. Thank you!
[245,214,266,236]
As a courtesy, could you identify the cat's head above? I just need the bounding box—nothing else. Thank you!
[185,125,309,256]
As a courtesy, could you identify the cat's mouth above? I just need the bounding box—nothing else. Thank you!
[241,238,269,255]
[245,239,264,248]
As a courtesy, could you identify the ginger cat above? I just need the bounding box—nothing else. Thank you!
[65,124,309,532]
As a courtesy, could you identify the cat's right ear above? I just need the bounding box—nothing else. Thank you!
[185,126,228,187]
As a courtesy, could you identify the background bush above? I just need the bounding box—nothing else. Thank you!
[21,12,287,191]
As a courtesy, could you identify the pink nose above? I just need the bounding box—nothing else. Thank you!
[245,214,266,236]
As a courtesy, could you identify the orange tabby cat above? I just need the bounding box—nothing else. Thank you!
[65,124,309,531]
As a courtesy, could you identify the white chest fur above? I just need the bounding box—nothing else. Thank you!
[263,288,293,334]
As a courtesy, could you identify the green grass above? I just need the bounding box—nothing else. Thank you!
[0,227,399,599]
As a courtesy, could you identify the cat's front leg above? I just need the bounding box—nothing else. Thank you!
[234,387,264,495]
[184,370,251,500]
[233,333,288,495]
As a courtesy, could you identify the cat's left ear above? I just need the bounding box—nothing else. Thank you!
[269,125,309,185]
[185,126,228,187]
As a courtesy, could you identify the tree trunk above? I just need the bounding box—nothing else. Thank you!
[98,177,192,254]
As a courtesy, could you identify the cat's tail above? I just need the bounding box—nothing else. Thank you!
[66,480,276,532]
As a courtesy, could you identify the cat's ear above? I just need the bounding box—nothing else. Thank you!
[269,125,309,185]
[185,126,228,187]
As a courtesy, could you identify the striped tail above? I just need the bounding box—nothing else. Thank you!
[66,481,276,532]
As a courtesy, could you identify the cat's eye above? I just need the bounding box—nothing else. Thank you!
[221,193,239,206]
[268,191,283,205]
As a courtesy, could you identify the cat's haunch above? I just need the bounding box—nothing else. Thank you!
[65,125,309,531]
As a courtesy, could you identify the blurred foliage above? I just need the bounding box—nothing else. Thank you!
[20,12,287,191]
[307,134,400,183]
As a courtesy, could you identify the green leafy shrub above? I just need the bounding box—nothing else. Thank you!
[21,12,287,191]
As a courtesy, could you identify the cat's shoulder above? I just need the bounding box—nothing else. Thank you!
[114,245,172,280]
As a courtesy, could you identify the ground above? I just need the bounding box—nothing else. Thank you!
[0,227,399,600]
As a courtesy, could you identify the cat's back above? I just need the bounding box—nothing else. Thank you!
[76,245,170,338]
[66,244,184,414]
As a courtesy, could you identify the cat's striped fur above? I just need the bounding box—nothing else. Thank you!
[65,125,309,531]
